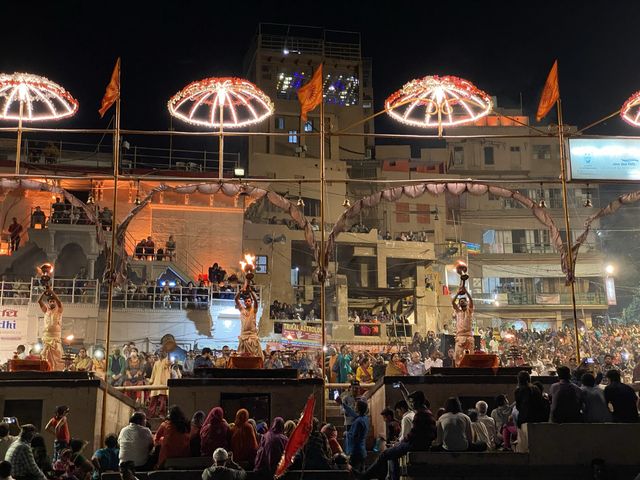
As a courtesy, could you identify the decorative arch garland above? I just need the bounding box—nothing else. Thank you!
[322,182,568,281]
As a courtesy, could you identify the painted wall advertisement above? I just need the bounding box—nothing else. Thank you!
[0,306,29,360]
[281,323,322,347]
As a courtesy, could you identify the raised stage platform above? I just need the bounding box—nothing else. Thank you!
[0,371,135,452]
[169,369,324,423]
[366,368,555,441]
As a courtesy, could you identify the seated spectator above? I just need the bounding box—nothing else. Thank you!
[254,417,287,476]
[144,236,155,260]
[580,373,611,423]
[52,448,74,477]
[283,421,296,439]
[30,434,52,477]
[69,439,94,480]
[135,240,145,260]
[320,424,343,456]
[202,448,246,480]
[468,409,491,449]
[118,412,153,475]
[380,408,400,445]
[291,417,333,471]
[0,422,17,461]
[424,350,443,371]
[90,434,119,480]
[355,357,373,383]
[475,401,497,449]
[215,346,231,368]
[189,411,205,457]
[604,369,639,423]
[154,405,191,468]
[491,394,511,446]
[385,353,408,376]
[201,407,231,456]
[230,409,258,467]
[549,365,583,423]
[194,348,214,369]
[156,248,165,261]
[434,397,486,452]
[71,348,93,372]
[264,351,283,369]
[6,424,46,480]
[408,351,427,376]
[501,415,518,451]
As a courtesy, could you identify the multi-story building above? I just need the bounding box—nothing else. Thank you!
[442,109,608,330]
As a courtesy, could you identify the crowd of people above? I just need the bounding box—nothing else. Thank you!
[269,300,319,321]
[2,361,638,480]
[133,236,176,262]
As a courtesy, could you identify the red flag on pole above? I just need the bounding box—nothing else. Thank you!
[99,58,121,118]
[274,394,316,478]
[536,60,560,122]
[297,64,323,121]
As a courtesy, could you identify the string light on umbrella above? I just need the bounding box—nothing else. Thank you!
[168,77,274,179]
[385,75,492,136]
[0,72,78,173]
[621,91,640,127]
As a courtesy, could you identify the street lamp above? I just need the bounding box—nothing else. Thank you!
[605,264,615,276]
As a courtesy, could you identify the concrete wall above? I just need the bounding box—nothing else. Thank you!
[168,377,324,423]
[0,375,134,452]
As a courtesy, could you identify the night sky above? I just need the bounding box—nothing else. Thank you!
[3,1,640,134]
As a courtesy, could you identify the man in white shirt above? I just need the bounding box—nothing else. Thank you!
[0,422,16,461]
[407,352,426,376]
[489,337,499,353]
[424,351,443,372]
[394,400,414,441]
[118,412,153,474]
[475,401,497,449]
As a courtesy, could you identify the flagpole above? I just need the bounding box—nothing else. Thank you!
[100,61,121,442]
[556,97,581,362]
[218,102,224,179]
[319,68,327,422]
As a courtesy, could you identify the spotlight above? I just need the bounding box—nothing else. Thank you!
[234,167,245,177]
[33,342,43,354]
[296,197,305,207]
[584,198,592,208]
[538,198,547,208]
[342,198,351,208]
[134,195,141,205]
[87,194,95,205]
[93,348,105,360]
[65,334,74,342]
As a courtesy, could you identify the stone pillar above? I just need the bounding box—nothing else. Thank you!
[87,257,96,279]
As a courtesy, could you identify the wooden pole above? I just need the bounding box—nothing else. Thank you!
[557,98,581,362]
[319,74,327,421]
[100,62,122,441]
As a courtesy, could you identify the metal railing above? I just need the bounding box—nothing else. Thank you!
[100,284,262,310]
[3,137,240,174]
[30,278,100,305]
[476,291,606,306]
[0,278,99,306]
[481,242,597,254]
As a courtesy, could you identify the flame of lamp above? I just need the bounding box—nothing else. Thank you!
[38,263,54,295]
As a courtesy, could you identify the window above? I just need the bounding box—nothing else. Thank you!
[288,130,298,144]
[255,255,268,274]
[416,204,430,224]
[533,144,552,160]
[453,146,464,166]
[483,146,495,165]
[275,117,285,130]
[303,120,314,132]
[396,202,410,223]
[302,198,321,217]
[510,146,521,152]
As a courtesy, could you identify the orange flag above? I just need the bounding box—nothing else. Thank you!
[297,64,323,121]
[536,60,560,122]
[99,58,121,118]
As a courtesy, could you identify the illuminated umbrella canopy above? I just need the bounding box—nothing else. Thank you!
[0,72,78,121]
[167,77,274,128]
[385,75,492,135]
[621,91,640,127]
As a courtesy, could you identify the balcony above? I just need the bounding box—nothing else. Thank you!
[479,242,598,255]
[475,291,607,308]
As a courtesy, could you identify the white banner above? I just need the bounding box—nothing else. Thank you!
[0,306,30,361]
